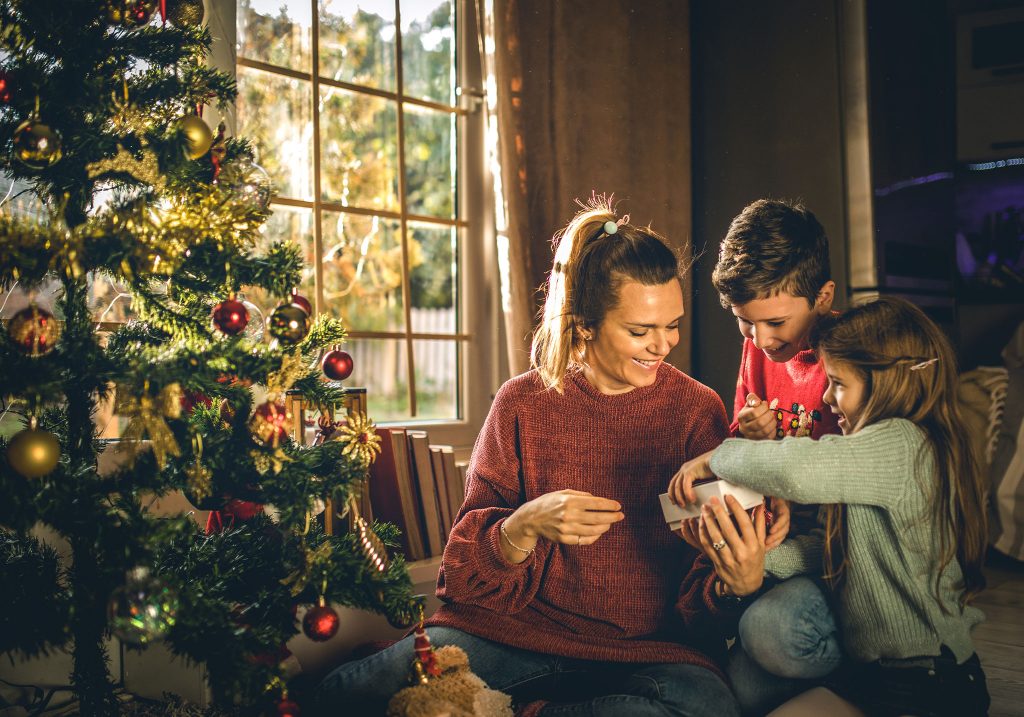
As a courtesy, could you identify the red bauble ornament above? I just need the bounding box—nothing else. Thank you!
[105,0,157,26]
[250,399,290,448]
[212,297,249,335]
[0,70,12,104]
[274,697,301,717]
[180,390,212,414]
[289,291,312,315]
[302,599,340,642]
[8,305,61,357]
[322,349,353,381]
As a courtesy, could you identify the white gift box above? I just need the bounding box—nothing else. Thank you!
[658,481,764,531]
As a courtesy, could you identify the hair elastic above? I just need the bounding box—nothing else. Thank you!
[603,220,618,235]
[909,357,939,371]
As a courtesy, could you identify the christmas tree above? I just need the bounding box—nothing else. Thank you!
[0,1,419,713]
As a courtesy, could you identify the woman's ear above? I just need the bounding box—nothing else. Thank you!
[575,320,594,342]
[815,281,836,315]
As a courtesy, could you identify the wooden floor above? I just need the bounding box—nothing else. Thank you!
[974,550,1024,717]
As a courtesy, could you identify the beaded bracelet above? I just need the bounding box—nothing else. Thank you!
[500,522,534,556]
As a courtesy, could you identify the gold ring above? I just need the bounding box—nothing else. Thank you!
[577,535,582,546]
[712,540,727,551]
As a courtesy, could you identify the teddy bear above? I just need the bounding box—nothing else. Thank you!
[386,643,513,717]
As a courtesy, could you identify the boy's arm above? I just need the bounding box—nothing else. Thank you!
[729,340,775,440]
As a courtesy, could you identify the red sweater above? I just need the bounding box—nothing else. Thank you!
[730,339,840,440]
[428,365,734,674]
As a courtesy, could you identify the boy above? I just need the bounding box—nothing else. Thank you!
[709,198,844,714]
[712,199,839,444]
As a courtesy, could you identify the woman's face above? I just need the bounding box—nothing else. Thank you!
[582,279,683,395]
[821,353,867,434]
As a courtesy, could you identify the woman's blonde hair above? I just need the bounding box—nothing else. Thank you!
[810,297,987,607]
[530,195,680,392]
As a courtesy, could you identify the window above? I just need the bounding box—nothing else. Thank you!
[231,0,495,426]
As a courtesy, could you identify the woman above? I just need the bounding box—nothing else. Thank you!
[314,198,749,716]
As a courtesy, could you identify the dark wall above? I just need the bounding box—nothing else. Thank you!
[690,0,849,407]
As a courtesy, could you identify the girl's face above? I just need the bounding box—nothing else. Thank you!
[821,353,867,434]
[582,279,683,395]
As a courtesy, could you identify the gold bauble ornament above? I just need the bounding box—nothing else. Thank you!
[266,303,311,345]
[105,0,157,27]
[13,118,63,169]
[8,420,60,479]
[167,0,205,27]
[178,115,213,160]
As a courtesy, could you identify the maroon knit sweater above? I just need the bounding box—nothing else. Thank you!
[730,338,840,440]
[428,365,735,676]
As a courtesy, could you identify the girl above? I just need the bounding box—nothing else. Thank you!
[315,197,742,717]
[668,296,990,717]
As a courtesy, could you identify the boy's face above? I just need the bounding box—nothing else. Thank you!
[582,279,683,395]
[730,282,834,363]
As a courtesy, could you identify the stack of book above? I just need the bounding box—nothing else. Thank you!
[367,428,469,561]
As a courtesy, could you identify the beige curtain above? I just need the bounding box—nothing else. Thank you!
[479,0,693,376]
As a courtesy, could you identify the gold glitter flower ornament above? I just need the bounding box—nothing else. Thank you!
[337,412,381,466]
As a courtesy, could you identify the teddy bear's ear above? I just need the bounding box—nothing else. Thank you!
[433,645,470,671]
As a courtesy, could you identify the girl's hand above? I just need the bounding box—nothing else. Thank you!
[699,495,766,597]
[504,489,624,550]
[737,393,777,440]
[668,448,717,507]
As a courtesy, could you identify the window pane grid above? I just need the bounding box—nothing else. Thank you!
[237,0,461,422]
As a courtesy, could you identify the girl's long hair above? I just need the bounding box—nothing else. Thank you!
[530,195,680,392]
[810,297,986,608]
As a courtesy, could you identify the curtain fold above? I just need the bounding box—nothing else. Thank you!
[479,0,693,377]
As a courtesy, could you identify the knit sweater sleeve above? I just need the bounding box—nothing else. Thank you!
[709,419,920,507]
[435,381,552,613]
[763,530,825,580]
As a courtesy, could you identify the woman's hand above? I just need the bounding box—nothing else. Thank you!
[699,495,766,597]
[677,517,702,551]
[502,489,624,560]
[737,393,777,440]
[765,497,791,551]
[668,448,717,507]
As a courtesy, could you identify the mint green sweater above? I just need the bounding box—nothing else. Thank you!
[709,418,984,663]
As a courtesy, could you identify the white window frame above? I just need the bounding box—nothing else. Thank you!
[208,0,503,451]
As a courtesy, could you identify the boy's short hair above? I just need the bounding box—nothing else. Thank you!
[712,199,831,308]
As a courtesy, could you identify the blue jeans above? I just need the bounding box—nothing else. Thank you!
[313,626,739,717]
[727,577,842,715]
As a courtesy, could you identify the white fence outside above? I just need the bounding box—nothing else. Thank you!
[345,307,458,417]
